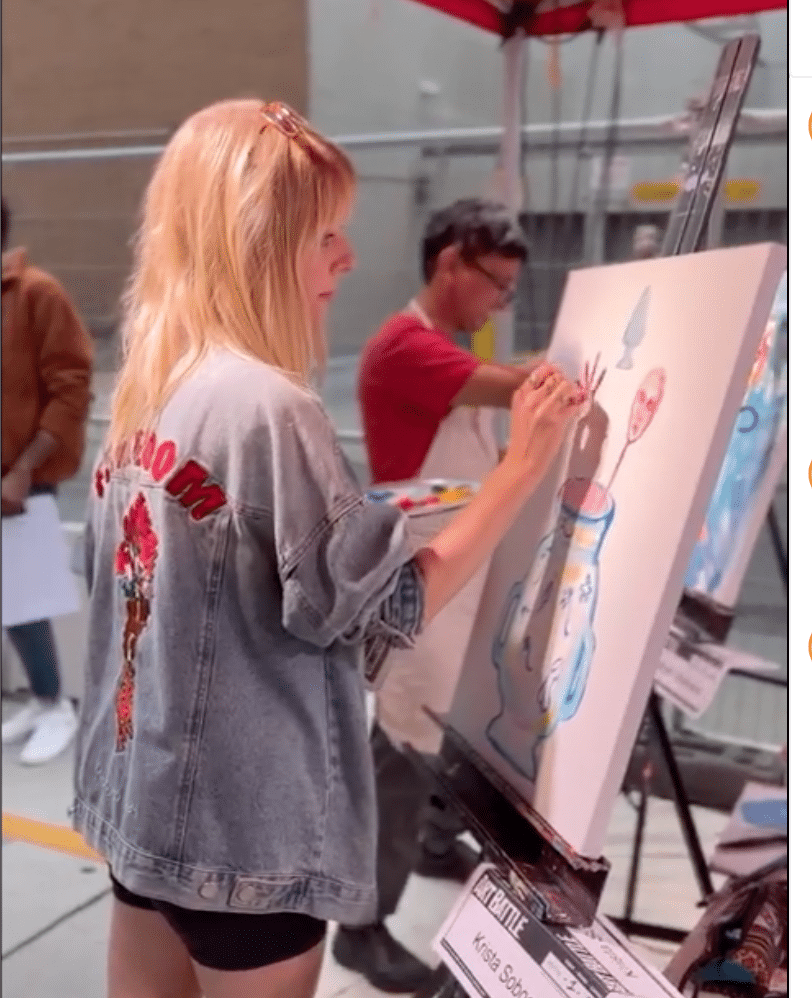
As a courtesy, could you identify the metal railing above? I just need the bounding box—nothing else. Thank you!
[2,110,786,165]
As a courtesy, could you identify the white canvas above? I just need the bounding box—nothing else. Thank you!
[684,271,787,608]
[447,243,787,858]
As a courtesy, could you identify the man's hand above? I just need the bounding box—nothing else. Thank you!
[1,462,33,516]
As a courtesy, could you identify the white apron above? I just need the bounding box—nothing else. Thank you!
[375,303,499,754]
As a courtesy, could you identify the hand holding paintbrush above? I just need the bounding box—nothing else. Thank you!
[577,353,608,403]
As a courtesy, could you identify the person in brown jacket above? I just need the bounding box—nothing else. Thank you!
[1,197,94,764]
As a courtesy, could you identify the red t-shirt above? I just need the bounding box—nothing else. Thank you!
[358,313,480,485]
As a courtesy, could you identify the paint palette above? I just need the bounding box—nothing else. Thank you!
[366,479,479,515]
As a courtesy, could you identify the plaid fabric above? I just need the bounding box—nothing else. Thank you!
[681,871,787,997]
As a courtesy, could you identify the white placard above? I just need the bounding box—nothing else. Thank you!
[435,865,682,998]
[654,639,779,720]
[2,494,80,628]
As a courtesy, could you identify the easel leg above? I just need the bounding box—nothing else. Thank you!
[766,502,788,595]
[647,694,714,901]
[622,763,650,923]
[614,695,715,942]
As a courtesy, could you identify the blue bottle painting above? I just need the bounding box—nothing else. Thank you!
[684,274,787,598]
[487,364,667,781]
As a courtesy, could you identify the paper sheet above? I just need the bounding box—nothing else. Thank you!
[655,634,779,720]
[710,782,787,878]
[2,495,81,628]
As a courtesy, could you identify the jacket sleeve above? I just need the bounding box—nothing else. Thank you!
[29,271,93,453]
[269,396,424,683]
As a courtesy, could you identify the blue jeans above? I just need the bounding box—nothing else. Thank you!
[6,620,61,701]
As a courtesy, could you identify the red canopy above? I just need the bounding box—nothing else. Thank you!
[408,0,787,36]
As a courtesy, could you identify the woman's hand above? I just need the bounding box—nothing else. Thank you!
[416,363,584,623]
[503,362,583,485]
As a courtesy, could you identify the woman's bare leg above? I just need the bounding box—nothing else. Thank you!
[108,897,201,998]
[191,941,325,998]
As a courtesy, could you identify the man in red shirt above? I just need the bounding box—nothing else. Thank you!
[359,198,537,485]
[335,201,545,993]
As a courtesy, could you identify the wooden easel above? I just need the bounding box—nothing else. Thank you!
[617,33,788,946]
[410,30,774,994]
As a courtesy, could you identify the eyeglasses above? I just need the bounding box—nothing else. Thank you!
[466,258,518,307]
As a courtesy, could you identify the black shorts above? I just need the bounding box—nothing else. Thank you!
[110,874,327,972]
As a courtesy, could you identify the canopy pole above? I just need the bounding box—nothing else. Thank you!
[493,29,528,376]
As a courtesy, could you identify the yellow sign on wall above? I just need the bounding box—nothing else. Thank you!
[631,181,680,203]
[723,179,762,204]
[631,178,763,205]
[472,318,496,361]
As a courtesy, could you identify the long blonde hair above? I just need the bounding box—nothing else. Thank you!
[108,98,355,447]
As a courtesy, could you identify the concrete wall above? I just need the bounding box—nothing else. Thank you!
[2,0,307,327]
[311,5,786,133]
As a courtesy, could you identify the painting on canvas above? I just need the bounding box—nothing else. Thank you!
[684,271,787,609]
[447,243,786,858]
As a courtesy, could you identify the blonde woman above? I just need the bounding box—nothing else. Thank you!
[73,98,581,998]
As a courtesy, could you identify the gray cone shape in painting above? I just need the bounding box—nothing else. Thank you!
[617,285,651,370]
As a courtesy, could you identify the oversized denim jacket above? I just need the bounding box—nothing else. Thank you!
[72,350,423,924]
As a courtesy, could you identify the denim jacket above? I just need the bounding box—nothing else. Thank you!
[73,350,423,924]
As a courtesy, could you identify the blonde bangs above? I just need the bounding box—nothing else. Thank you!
[107,98,357,449]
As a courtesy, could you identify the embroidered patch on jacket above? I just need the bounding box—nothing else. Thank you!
[114,493,158,751]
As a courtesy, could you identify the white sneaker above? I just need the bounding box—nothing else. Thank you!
[2,699,50,744]
[19,699,78,766]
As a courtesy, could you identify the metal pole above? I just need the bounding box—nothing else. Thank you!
[647,694,714,901]
[704,171,727,249]
[623,762,651,923]
[766,503,788,593]
[492,30,528,369]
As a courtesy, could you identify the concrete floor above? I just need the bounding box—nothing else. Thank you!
[3,724,734,997]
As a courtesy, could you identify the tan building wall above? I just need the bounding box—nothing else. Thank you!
[2,0,307,336]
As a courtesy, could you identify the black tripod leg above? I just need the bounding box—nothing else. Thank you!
[623,765,650,923]
[647,694,714,900]
[766,503,788,594]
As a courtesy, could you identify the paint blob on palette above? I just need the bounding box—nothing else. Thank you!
[366,479,479,515]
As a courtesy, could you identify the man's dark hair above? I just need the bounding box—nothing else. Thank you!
[421,198,528,282]
[1,198,9,253]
